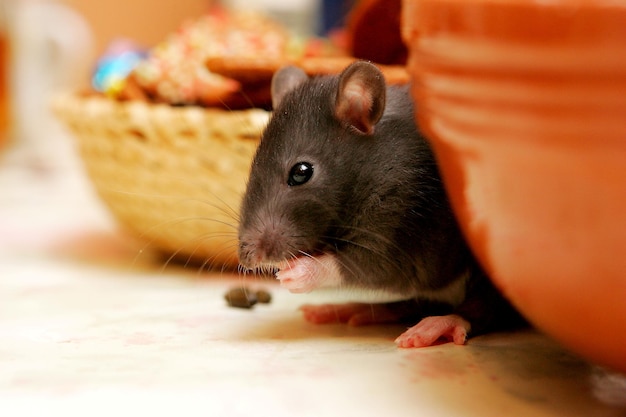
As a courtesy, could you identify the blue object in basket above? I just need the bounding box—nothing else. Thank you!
[92,40,146,96]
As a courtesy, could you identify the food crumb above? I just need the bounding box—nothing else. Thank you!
[225,287,272,309]
[256,289,272,304]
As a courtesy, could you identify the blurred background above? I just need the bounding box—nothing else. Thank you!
[0,0,351,165]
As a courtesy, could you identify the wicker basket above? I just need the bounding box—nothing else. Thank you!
[54,93,270,268]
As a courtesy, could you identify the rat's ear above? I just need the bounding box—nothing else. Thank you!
[271,66,309,109]
[334,61,386,135]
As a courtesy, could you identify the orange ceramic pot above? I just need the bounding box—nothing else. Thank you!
[402,0,626,372]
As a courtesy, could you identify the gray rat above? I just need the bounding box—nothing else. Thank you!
[238,61,524,347]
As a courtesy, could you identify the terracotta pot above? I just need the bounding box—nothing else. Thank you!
[402,0,626,372]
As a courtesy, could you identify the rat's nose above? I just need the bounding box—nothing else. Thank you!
[238,226,288,268]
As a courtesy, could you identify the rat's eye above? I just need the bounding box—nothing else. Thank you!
[287,162,314,186]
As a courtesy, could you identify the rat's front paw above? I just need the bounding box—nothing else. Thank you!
[395,314,471,348]
[276,254,343,294]
[275,256,319,293]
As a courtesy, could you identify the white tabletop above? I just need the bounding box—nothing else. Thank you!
[1,133,624,417]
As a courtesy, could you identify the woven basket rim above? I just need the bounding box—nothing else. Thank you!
[52,92,270,268]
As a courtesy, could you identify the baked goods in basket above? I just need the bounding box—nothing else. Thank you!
[205,56,409,86]
[111,9,291,109]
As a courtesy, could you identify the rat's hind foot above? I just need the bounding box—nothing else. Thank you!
[300,302,404,326]
[395,314,471,348]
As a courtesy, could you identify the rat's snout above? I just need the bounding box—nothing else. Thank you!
[238,223,290,269]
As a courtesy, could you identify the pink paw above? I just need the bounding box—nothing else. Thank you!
[276,256,326,293]
[395,314,471,348]
[275,254,343,294]
[300,303,402,326]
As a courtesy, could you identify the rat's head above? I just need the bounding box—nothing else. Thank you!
[237,61,388,271]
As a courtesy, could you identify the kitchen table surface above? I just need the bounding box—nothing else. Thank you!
[1,134,624,417]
